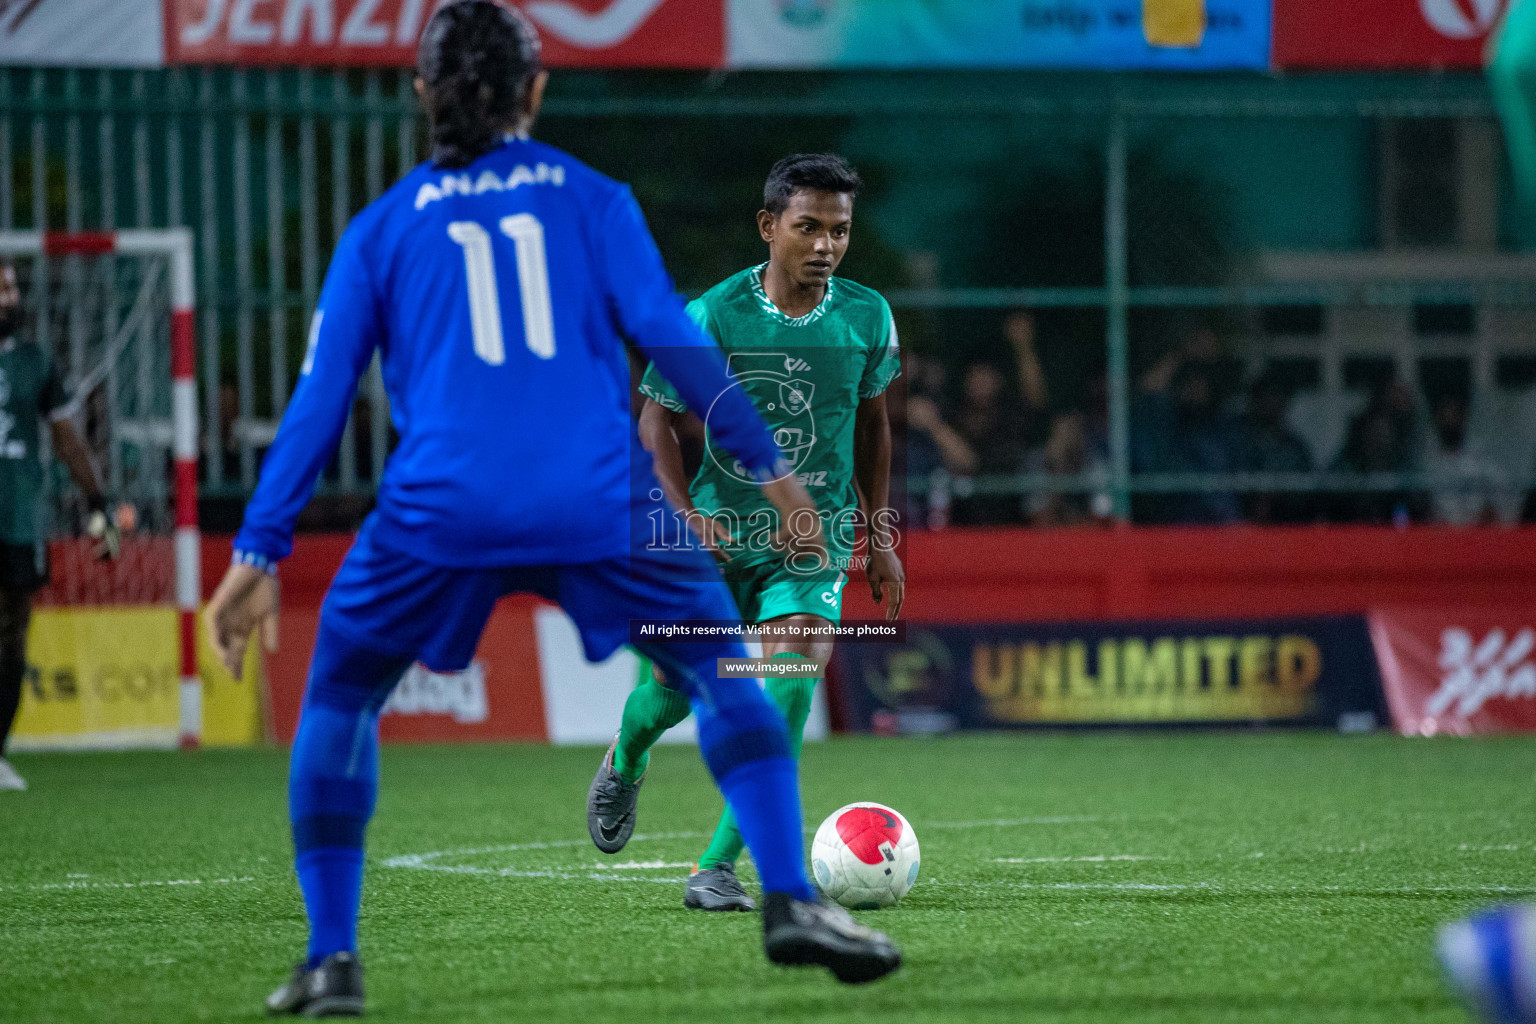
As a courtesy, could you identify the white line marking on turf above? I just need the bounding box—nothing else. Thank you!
[923,881,1536,896]
[380,831,713,883]
[380,816,1119,885]
[927,816,1107,829]
[992,855,1161,863]
[2,875,256,893]
[600,860,696,870]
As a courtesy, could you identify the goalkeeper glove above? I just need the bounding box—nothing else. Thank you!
[86,499,121,562]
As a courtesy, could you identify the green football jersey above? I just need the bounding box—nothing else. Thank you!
[639,263,900,571]
[0,339,67,545]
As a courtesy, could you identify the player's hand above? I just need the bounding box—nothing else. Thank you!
[205,562,281,681]
[866,544,905,621]
[85,502,120,561]
[759,474,828,570]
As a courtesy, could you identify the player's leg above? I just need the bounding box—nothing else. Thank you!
[613,656,690,782]
[0,583,33,791]
[694,571,843,890]
[267,620,411,1016]
[558,546,899,982]
[586,555,755,853]
[606,560,770,785]
[693,622,832,888]
[589,561,765,853]
[639,634,898,983]
[0,542,44,791]
[588,654,689,853]
[268,523,503,1015]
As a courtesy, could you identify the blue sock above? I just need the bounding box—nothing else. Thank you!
[289,623,410,967]
[644,642,816,902]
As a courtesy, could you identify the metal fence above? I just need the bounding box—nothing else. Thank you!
[5,66,1535,520]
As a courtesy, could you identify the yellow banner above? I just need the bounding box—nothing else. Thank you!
[1144,0,1206,48]
[11,605,261,749]
[972,633,1322,723]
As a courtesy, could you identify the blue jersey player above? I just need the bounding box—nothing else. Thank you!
[204,3,901,1015]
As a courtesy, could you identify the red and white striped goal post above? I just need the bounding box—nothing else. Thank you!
[0,229,202,749]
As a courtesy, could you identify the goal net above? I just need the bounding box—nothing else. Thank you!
[0,230,202,750]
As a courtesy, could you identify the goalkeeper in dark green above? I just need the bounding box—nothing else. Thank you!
[586,154,905,910]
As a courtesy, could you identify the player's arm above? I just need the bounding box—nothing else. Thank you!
[854,392,904,620]
[638,398,733,557]
[596,186,825,562]
[637,399,692,512]
[49,419,119,560]
[49,418,103,507]
[38,371,117,560]
[207,223,381,677]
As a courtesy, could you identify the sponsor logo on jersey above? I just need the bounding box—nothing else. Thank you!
[711,351,818,483]
[1426,626,1536,719]
[414,163,566,211]
[779,379,813,416]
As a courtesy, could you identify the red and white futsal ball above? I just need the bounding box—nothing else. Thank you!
[811,802,920,909]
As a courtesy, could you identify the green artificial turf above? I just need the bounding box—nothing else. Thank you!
[4,732,1533,1022]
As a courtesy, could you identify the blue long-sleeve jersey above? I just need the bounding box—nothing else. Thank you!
[234,136,783,568]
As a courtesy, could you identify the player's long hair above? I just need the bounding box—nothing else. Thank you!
[417,1,543,170]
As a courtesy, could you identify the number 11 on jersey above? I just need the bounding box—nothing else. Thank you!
[447,215,557,366]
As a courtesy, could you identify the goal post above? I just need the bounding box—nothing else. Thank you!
[0,228,203,750]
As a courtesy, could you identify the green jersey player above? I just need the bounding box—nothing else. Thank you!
[586,154,905,910]
[0,260,118,792]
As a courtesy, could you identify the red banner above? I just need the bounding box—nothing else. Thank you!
[265,595,551,743]
[165,0,724,68]
[1273,0,1507,70]
[1369,607,1536,736]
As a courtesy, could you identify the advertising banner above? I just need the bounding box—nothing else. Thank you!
[262,598,829,745]
[2,0,1274,69]
[727,0,1271,70]
[11,605,260,750]
[1272,0,1506,70]
[263,596,551,743]
[165,0,726,67]
[1369,607,1536,737]
[0,0,164,67]
[835,615,1382,731]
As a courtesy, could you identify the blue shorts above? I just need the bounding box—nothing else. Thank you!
[321,514,740,673]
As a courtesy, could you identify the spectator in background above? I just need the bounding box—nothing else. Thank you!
[948,362,1030,525]
[1130,328,1241,524]
[1423,393,1511,525]
[892,352,973,529]
[1004,311,1050,416]
[1332,377,1424,524]
[947,312,1050,526]
[1024,410,1112,526]
[1234,370,1316,524]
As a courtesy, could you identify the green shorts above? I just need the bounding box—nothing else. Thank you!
[721,558,847,625]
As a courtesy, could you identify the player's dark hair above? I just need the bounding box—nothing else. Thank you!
[763,153,861,216]
[418,0,543,170]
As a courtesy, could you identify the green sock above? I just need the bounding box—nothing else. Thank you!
[697,655,817,871]
[612,657,691,784]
